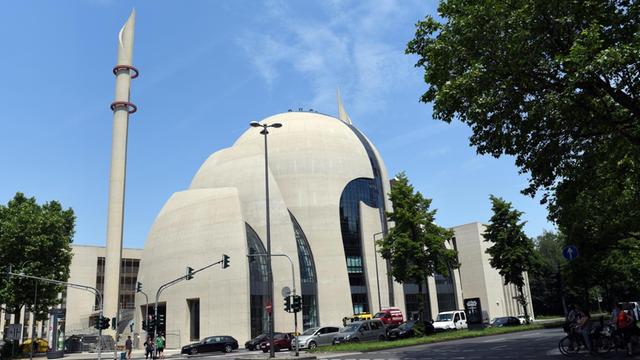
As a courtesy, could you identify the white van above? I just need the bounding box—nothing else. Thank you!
[433,310,468,331]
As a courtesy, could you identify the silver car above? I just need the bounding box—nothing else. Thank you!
[332,320,386,344]
[295,326,340,350]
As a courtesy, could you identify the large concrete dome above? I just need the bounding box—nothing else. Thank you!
[136,110,403,346]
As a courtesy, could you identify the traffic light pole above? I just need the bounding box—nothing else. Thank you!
[152,256,228,338]
[247,253,299,357]
[4,267,104,360]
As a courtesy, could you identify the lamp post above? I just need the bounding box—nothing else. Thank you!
[250,120,282,358]
[373,232,384,311]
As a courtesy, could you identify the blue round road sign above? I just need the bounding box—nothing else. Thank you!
[563,245,579,261]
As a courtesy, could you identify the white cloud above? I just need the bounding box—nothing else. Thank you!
[237,0,425,119]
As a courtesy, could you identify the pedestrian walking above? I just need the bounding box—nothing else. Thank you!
[155,334,165,360]
[143,337,153,360]
[125,336,133,360]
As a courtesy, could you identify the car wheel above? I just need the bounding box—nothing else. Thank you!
[190,348,197,355]
[378,335,386,341]
[351,338,359,343]
[262,349,268,353]
[308,341,317,350]
[224,345,232,353]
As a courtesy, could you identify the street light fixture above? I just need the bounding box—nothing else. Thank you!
[373,232,385,311]
[250,120,282,358]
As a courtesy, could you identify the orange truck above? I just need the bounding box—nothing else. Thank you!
[373,307,404,327]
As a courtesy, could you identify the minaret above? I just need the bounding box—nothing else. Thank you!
[103,9,138,334]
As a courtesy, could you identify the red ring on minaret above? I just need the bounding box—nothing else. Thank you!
[112,65,139,79]
[110,101,137,114]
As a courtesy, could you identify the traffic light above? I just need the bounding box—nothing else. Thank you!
[147,316,156,331]
[158,314,165,328]
[186,267,194,280]
[222,254,230,269]
[284,295,291,312]
[111,317,117,330]
[142,320,148,331]
[93,316,102,330]
[94,316,110,330]
[292,295,302,313]
[136,282,143,293]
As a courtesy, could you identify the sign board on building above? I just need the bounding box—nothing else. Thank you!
[7,323,22,341]
[463,297,483,329]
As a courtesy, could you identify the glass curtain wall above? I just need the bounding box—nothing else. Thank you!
[289,212,319,330]
[246,224,269,338]
[344,123,394,306]
[339,178,378,314]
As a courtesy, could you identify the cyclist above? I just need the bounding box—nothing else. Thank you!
[574,305,593,353]
[617,304,638,356]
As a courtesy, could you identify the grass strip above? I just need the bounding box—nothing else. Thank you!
[311,321,564,353]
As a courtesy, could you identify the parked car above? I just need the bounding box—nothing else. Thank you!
[490,316,521,327]
[245,334,280,351]
[373,307,404,328]
[332,319,386,344]
[20,338,48,353]
[295,326,340,350]
[433,310,468,331]
[260,333,292,352]
[181,336,238,355]
[388,321,416,340]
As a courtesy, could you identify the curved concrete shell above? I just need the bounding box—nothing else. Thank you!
[137,111,403,346]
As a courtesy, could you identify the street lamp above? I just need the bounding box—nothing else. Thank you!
[250,120,282,358]
[373,232,384,312]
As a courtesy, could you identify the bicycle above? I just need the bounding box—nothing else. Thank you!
[559,324,615,357]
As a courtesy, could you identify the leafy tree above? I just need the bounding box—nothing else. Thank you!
[406,0,639,200]
[550,138,640,304]
[529,230,566,316]
[484,195,536,322]
[377,172,458,322]
[0,193,75,326]
[406,0,640,308]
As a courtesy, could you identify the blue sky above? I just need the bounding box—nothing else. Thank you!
[0,1,555,249]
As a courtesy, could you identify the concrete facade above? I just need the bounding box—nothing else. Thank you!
[135,110,405,347]
[65,245,143,335]
[452,222,534,321]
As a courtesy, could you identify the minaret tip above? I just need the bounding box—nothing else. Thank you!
[337,88,353,125]
[117,9,136,65]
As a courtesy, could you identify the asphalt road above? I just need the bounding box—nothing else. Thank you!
[61,328,639,360]
[318,328,640,360]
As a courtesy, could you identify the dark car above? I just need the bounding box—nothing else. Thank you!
[245,334,268,351]
[181,336,238,355]
[490,317,521,327]
[387,320,434,340]
[388,321,416,340]
[259,333,292,352]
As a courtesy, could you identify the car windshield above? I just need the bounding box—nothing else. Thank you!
[398,321,414,330]
[302,327,319,335]
[493,318,507,324]
[436,313,453,321]
[340,324,359,332]
[373,312,385,318]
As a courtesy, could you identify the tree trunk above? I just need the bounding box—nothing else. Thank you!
[417,281,424,322]
[517,285,530,324]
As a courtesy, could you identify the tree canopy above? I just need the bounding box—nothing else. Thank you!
[484,195,537,321]
[0,192,75,322]
[377,172,458,321]
[406,0,640,199]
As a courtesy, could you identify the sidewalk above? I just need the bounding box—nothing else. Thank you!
[62,349,181,360]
